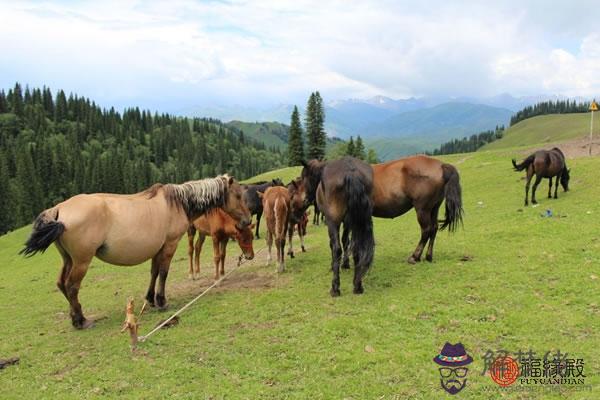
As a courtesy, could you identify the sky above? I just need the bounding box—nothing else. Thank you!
[1,0,599,112]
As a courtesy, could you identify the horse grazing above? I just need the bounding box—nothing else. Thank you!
[242,179,284,239]
[257,186,290,272]
[287,178,309,258]
[302,157,375,296]
[512,147,570,206]
[20,175,251,329]
[187,209,255,281]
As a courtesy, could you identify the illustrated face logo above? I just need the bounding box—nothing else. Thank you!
[434,342,473,395]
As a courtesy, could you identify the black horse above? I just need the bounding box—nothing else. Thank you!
[301,157,375,297]
[512,147,570,206]
[242,179,284,238]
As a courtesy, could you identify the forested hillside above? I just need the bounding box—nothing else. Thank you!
[0,83,286,234]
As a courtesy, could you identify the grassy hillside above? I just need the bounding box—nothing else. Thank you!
[481,113,591,150]
[226,120,289,149]
[1,149,599,398]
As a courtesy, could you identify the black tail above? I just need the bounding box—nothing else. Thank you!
[20,210,65,257]
[512,154,534,171]
[343,173,374,278]
[440,164,463,232]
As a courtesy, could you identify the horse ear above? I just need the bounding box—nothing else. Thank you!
[228,176,235,185]
[300,160,308,168]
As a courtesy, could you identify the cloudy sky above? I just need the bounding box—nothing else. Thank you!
[1,0,599,111]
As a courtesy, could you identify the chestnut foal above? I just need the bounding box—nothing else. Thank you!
[258,186,290,272]
[187,209,255,280]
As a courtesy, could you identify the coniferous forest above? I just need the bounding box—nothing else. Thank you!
[0,83,286,234]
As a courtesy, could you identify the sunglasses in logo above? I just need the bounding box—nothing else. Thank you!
[439,367,468,378]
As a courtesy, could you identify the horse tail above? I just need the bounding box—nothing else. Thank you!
[274,196,287,239]
[440,164,464,232]
[20,208,65,257]
[512,154,534,171]
[343,173,374,277]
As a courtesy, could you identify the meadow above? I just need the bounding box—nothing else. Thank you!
[0,146,599,399]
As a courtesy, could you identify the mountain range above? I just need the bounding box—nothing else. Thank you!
[182,93,583,159]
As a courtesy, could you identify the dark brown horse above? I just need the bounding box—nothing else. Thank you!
[512,147,570,206]
[20,175,251,329]
[301,157,375,296]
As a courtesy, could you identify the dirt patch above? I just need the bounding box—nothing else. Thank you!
[516,136,600,159]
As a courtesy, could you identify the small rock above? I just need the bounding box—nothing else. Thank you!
[364,345,375,353]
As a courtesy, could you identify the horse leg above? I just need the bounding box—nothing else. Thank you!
[255,211,262,239]
[554,172,560,199]
[408,207,432,264]
[145,257,159,307]
[64,258,94,329]
[220,239,227,277]
[531,175,542,204]
[287,221,295,258]
[548,177,553,198]
[341,223,350,269]
[266,229,273,265]
[55,242,72,300]
[154,241,178,310]
[276,236,285,272]
[326,220,342,297]
[187,226,195,280]
[524,168,534,206]
[425,204,442,262]
[300,224,306,252]
[194,234,205,279]
[212,237,221,280]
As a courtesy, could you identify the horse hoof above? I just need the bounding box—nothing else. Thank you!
[532,200,538,205]
[330,288,341,297]
[288,252,295,258]
[353,286,364,294]
[74,319,95,330]
[301,246,306,252]
[341,262,350,269]
[407,256,418,264]
[425,255,433,262]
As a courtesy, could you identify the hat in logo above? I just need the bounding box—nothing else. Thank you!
[433,342,473,367]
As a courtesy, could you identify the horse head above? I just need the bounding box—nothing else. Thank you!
[300,159,326,203]
[222,175,252,228]
[288,177,309,213]
[561,168,570,192]
[234,223,255,260]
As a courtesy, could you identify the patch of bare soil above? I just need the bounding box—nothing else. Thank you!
[516,136,600,159]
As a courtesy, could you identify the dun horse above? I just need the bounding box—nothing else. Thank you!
[242,179,284,239]
[301,157,375,296]
[257,186,290,272]
[512,147,570,206]
[187,209,255,281]
[20,176,251,329]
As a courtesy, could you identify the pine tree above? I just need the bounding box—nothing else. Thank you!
[346,136,355,156]
[366,149,379,163]
[0,90,7,113]
[10,83,24,117]
[305,91,326,160]
[355,135,366,160]
[287,106,304,166]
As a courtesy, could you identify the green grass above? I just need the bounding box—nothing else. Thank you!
[1,149,599,399]
[482,113,591,150]
[226,121,289,149]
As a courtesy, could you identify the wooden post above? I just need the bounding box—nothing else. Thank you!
[589,100,598,156]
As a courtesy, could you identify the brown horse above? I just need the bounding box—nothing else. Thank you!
[302,157,375,296]
[187,209,255,280]
[512,147,570,206]
[302,155,463,267]
[20,175,251,329]
[257,186,290,272]
[287,178,309,258]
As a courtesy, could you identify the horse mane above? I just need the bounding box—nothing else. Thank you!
[145,176,229,218]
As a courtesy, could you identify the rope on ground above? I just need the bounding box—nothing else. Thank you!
[137,246,266,343]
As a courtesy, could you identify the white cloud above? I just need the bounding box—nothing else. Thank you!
[0,0,599,110]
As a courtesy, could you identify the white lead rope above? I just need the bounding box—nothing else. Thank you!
[138,246,265,343]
